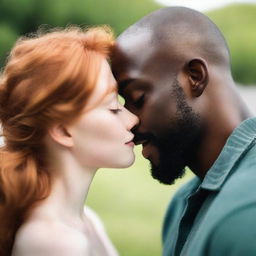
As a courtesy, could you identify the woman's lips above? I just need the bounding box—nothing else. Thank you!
[126,141,135,147]
[125,135,135,147]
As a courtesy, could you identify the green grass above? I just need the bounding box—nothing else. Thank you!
[87,146,194,256]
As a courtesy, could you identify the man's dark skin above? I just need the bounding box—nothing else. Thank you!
[111,7,251,185]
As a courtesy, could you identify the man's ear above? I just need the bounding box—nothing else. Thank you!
[185,58,209,97]
[48,124,74,148]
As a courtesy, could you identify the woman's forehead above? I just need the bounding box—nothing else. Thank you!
[83,60,118,111]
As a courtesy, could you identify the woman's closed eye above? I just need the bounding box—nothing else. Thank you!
[110,108,122,114]
[108,94,123,114]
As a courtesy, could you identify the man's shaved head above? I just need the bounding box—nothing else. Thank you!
[117,7,230,68]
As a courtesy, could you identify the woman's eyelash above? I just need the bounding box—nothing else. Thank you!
[110,108,122,114]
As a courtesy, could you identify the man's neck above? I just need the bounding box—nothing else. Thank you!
[191,93,252,179]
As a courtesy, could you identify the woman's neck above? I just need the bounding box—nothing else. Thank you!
[32,151,97,224]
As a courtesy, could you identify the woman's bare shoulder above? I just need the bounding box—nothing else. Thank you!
[84,206,119,256]
[12,219,90,256]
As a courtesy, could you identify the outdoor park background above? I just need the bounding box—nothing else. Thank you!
[0,1,256,255]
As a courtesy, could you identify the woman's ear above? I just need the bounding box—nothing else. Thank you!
[185,58,209,97]
[48,124,74,148]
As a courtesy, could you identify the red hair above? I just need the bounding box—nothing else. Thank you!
[0,26,114,255]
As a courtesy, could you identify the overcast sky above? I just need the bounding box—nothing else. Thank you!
[155,0,256,11]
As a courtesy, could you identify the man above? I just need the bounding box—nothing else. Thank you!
[111,6,256,256]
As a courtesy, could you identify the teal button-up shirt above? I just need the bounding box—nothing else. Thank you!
[163,117,256,256]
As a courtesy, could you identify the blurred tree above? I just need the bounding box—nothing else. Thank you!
[0,0,161,66]
[0,23,18,65]
[0,1,255,84]
[207,4,256,85]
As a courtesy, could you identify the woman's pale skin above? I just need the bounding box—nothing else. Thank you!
[11,60,138,256]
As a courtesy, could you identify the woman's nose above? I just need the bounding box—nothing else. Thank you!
[122,107,139,130]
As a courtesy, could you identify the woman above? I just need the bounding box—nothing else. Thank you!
[0,26,138,256]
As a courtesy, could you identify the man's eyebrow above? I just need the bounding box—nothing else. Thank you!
[118,78,136,94]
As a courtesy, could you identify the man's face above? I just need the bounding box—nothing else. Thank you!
[112,44,203,184]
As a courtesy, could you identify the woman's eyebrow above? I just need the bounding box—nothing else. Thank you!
[104,90,118,104]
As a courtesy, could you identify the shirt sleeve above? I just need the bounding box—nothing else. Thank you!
[207,205,256,256]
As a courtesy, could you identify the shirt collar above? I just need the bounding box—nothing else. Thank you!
[200,117,256,191]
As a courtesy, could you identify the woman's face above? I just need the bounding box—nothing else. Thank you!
[68,59,138,169]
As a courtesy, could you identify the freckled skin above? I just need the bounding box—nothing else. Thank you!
[111,7,251,184]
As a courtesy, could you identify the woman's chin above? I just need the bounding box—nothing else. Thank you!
[111,155,136,169]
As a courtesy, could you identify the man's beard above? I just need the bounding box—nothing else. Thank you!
[150,79,202,185]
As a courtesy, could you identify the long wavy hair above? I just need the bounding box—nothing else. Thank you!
[0,26,114,255]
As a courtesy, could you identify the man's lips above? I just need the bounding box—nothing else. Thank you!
[132,133,157,158]
[132,137,152,158]
[133,131,154,146]
[142,141,155,159]
[133,137,150,146]
[133,133,159,162]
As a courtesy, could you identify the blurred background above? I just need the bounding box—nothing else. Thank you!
[0,0,256,255]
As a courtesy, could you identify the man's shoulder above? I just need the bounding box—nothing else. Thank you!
[219,145,256,203]
[206,204,256,255]
[12,219,90,256]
